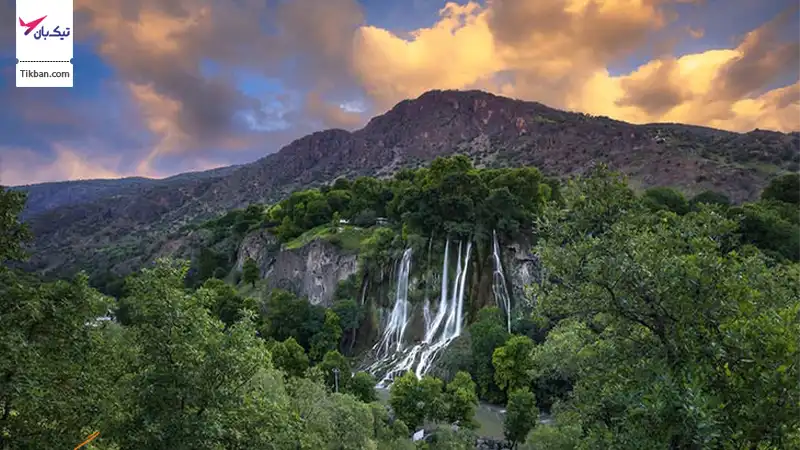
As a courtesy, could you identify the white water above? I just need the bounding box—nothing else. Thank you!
[367,240,472,387]
[491,230,512,333]
[372,248,413,359]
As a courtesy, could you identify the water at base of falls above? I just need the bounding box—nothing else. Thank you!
[367,240,472,387]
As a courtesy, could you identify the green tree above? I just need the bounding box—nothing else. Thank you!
[531,168,800,448]
[109,259,300,449]
[389,371,445,431]
[761,172,800,204]
[347,371,378,403]
[689,190,730,209]
[443,371,478,427]
[0,187,31,264]
[469,307,510,402]
[310,310,343,361]
[263,289,325,350]
[492,335,536,394]
[201,278,255,327]
[318,350,350,392]
[242,257,260,287]
[642,186,689,215]
[270,337,309,378]
[0,271,130,450]
[332,299,365,354]
[287,377,374,449]
[504,389,539,450]
[528,320,593,410]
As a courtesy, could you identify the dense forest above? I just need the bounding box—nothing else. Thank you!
[1,157,798,449]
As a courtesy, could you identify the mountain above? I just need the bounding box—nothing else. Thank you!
[17,89,800,277]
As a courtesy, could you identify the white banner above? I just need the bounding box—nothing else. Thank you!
[16,0,74,87]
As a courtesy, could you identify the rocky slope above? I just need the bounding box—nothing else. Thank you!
[18,89,799,277]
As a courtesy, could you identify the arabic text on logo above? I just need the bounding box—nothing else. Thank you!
[19,14,71,40]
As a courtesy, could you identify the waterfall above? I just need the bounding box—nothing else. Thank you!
[424,240,449,343]
[492,230,512,333]
[367,239,472,387]
[371,248,413,359]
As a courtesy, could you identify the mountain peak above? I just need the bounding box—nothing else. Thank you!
[19,90,799,277]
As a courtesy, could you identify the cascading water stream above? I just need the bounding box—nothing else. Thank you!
[492,230,512,333]
[371,248,413,359]
[367,239,472,387]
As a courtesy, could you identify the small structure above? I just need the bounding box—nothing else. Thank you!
[376,217,389,226]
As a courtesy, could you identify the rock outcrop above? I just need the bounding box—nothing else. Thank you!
[500,234,541,308]
[235,229,358,306]
[475,437,512,450]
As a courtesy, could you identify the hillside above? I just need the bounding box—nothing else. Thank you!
[18,89,800,277]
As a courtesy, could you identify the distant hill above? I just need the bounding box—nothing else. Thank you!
[17,89,800,277]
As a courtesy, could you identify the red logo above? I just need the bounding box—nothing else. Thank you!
[19,15,47,36]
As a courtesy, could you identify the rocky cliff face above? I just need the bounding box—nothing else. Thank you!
[236,227,539,312]
[235,230,358,306]
[500,236,541,308]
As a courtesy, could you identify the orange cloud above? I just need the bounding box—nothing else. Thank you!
[350,1,799,132]
[0,145,137,186]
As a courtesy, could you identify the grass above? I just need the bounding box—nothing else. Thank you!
[284,225,377,252]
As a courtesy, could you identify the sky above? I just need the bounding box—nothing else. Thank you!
[0,0,798,186]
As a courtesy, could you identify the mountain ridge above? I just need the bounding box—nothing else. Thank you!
[17,89,800,276]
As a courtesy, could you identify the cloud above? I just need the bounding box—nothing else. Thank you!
[687,26,705,38]
[351,1,799,132]
[0,144,132,186]
[616,58,692,116]
[303,91,365,130]
[709,7,800,102]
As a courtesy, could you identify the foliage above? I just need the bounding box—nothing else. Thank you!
[492,335,535,394]
[242,257,260,287]
[263,289,326,350]
[431,334,473,382]
[641,186,689,215]
[309,310,344,362]
[734,200,800,262]
[332,298,365,354]
[186,247,231,288]
[347,371,378,403]
[0,270,127,449]
[201,277,256,327]
[689,190,730,209]
[318,350,351,392]
[0,187,32,264]
[530,168,800,449]
[528,320,592,410]
[443,371,479,427]
[389,371,446,431]
[421,427,476,450]
[520,404,582,450]
[262,156,555,249]
[503,389,538,450]
[761,172,799,204]
[107,260,302,449]
[469,307,510,403]
[269,337,310,378]
[201,204,265,240]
